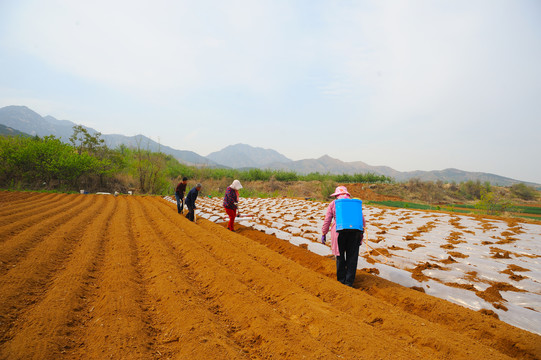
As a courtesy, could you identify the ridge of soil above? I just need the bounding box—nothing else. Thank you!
[0,191,539,359]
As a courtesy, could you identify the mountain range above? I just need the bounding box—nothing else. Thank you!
[0,105,537,187]
[0,106,217,166]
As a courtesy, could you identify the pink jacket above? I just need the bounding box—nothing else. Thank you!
[321,195,365,256]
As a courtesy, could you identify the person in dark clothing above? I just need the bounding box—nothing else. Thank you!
[185,183,201,222]
[175,177,188,214]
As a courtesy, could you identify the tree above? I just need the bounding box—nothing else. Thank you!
[475,189,513,215]
[69,125,105,155]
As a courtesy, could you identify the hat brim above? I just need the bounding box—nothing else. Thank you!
[330,191,350,197]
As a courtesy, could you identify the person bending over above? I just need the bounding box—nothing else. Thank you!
[175,177,188,214]
[185,183,201,222]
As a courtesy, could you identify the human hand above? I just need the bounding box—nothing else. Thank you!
[321,234,326,244]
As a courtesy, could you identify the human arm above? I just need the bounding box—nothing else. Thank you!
[321,201,335,236]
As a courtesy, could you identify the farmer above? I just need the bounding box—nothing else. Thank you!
[185,183,202,222]
[321,185,365,287]
[175,177,188,214]
[223,179,243,231]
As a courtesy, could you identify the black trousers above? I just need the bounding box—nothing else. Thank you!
[336,230,363,286]
[186,206,195,221]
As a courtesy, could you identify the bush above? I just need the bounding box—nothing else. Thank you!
[475,189,514,215]
[510,183,538,201]
[0,135,110,189]
[320,180,336,199]
[459,180,490,200]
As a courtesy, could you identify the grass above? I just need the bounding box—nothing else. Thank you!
[366,200,541,220]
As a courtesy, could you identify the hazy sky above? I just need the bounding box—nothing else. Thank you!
[1,0,540,183]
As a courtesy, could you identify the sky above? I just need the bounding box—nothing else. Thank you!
[1,0,540,183]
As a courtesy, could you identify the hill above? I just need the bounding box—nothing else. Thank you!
[264,154,531,187]
[1,105,538,187]
[0,106,217,166]
[207,143,292,168]
[0,124,31,137]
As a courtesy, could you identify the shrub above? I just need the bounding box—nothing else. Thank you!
[475,189,514,215]
[510,183,538,201]
[320,180,336,199]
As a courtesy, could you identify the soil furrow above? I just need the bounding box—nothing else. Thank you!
[0,195,117,359]
[0,193,87,247]
[68,196,155,359]
[0,192,538,360]
[0,192,70,226]
[226,222,541,360]
[154,197,524,359]
[0,195,106,343]
[146,198,428,359]
[0,191,50,207]
[0,195,91,273]
[0,192,64,217]
[139,198,344,359]
[127,196,251,359]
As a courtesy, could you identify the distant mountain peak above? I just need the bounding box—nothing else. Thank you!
[1,105,538,187]
[207,143,292,168]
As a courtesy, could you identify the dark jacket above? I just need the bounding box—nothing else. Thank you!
[175,182,187,197]
[185,187,199,209]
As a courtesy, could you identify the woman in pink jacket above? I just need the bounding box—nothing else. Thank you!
[321,185,365,287]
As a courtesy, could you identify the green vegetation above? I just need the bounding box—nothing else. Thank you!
[1,128,539,222]
[475,189,515,215]
[366,200,469,213]
[0,128,391,195]
[0,135,115,191]
[366,200,541,218]
[186,167,391,184]
[510,183,538,201]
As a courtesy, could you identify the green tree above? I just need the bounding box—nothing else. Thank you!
[475,189,514,215]
[69,125,105,155]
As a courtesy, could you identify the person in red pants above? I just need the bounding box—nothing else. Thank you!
[223,180,243,231]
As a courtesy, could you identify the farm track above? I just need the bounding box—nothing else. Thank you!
[0,192,539,359]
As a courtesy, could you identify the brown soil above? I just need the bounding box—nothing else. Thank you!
[0,191,540,359]
[345,184,403,202]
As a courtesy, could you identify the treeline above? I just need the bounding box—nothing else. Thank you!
[3,128,534,204]
[0,128,391,194]
[0,135,116,190]
[375,178,539,206]
[186,167,392,184]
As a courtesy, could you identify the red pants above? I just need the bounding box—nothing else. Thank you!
[225,208,236,231]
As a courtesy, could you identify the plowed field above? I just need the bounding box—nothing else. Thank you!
[0,191,539,360]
